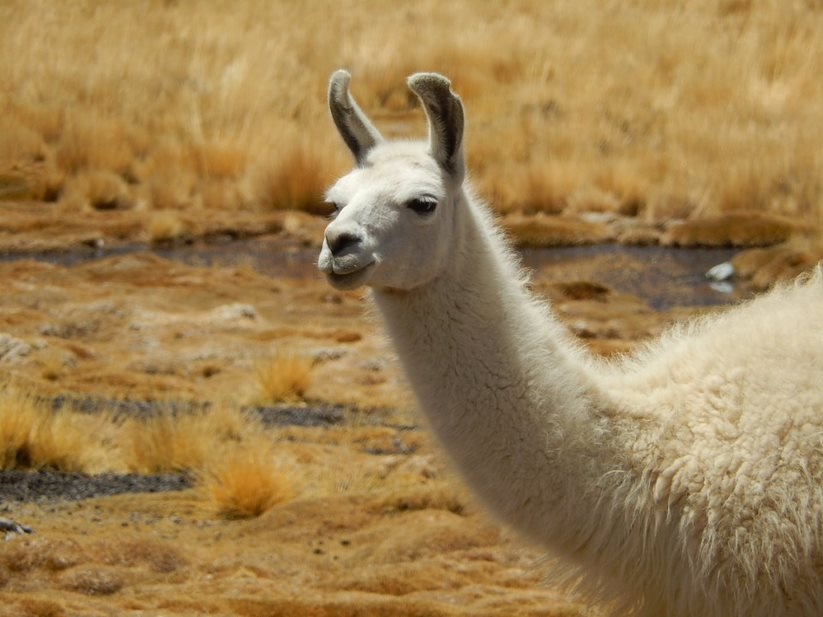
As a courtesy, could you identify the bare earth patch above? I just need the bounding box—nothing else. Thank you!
[0,237,719,616]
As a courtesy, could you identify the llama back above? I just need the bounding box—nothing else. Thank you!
[595,267,823,615]
[611,265,823,418]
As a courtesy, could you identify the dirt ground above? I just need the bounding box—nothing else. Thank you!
[0,222,741,616]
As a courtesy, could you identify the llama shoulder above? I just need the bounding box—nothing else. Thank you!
[610,267,822,415]
[595,268,823,505]
[591,270,823,602]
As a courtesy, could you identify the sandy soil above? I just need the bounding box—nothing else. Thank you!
[0,230,752,617]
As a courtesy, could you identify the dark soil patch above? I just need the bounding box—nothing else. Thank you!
[253,404,346,427]
[0,470,191,503]
[49,395,411,430]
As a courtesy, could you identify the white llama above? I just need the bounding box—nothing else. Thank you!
[317,69,823,617]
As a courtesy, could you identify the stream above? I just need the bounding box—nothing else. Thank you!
[2,235,744,310]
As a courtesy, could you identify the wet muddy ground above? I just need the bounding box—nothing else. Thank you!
[0,231,766,616]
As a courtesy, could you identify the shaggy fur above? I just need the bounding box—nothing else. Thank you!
[317,69,823,617]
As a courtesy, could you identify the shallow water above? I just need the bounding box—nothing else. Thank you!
[522,244,745,309]
[2,236,743,310]
[0,235,317,278]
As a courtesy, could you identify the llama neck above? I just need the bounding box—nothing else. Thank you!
[372,190,640,551]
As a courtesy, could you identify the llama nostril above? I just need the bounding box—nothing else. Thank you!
[326,231,361,256]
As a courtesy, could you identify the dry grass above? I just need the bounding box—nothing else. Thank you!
[121,412,211,475]
[0,0,821,241]
[120,403,299,518]
[145,210,187,243]
[121,404,263,474]
[0,386,300,518]
[250,143,339,215]
[204,444,295,519]
[99,401,299,518]
[502,213,614,247]
[0,386,115,472]
[255,351,314,404]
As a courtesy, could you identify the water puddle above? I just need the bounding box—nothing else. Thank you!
[522,245,745,310]
[1,236,318,279]
[2,236,744,310]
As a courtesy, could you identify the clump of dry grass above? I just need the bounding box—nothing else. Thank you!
[145,210,187,244]
[38,349,68,382]
[0,381,300,518]
[54,112,136,177]
[250,144,339,214]
[255,350,314,404]
[122,404,299,518]
[191,141,248,181]
[0,117,47,172]
[122,402,297,518]
[122,412,210,475]
[662,211,799,248]
[60,169,133,212]
[0,385,114,472]
[204,445,295,519]
[121,404,258,474]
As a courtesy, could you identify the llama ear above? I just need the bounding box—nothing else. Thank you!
[407,72,465,179]
[328,69,383,166]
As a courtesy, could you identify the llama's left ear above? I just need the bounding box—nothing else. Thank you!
[329,69,384,166]
[407,73,465,180]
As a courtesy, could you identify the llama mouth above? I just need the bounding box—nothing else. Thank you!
[325,263,374,290]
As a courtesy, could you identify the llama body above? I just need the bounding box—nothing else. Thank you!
[317,70,823,617]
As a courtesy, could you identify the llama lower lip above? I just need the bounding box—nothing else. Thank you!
[327,263,373,289]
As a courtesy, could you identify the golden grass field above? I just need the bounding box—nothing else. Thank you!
[1,0,823,252]
[0,1,823,615]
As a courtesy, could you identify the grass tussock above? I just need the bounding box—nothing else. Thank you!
[122,404,297,517]
[60,169,133,212]
[145,210,187,243]
[0,0,820,242]
[0,386,115,472]
[118,401,298,518]
[251,143,341,215]
[255,351,314,404]
[0,383,300,518]
[122,403,260,475]
[204,445,295,519]
[122,412,210,475]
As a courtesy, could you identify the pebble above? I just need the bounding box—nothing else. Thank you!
[705,261,735,281]
[0,517,34,540]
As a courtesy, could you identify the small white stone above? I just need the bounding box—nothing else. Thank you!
[705,262,735,281]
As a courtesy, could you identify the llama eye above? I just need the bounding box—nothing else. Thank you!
[325,201,343,219]
[407,198,437,215]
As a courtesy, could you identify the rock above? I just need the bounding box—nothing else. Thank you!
[705,261,735,281]
[0,518,33,540]
[0,333,31,363]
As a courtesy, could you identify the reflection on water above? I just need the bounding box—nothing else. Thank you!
[2,236,745,310]
[155,236,321,279]
[522,245,745,310]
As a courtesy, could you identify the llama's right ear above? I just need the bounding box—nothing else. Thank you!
[407,72,465,180]
[328,70,383,166]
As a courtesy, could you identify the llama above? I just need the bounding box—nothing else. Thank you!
[317,69,823,617]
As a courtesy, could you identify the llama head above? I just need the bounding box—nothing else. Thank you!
[318,70,465,291]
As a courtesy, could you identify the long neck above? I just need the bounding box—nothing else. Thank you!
[372,190,647,556]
